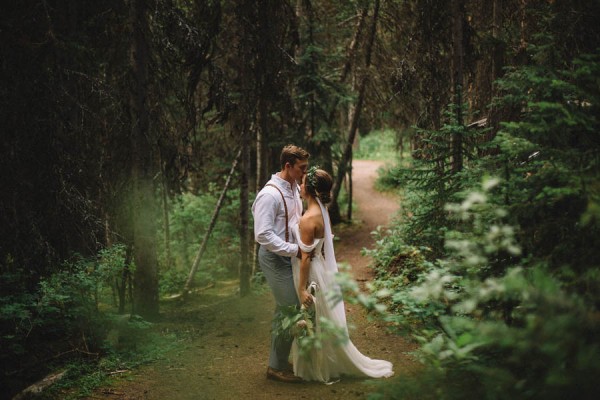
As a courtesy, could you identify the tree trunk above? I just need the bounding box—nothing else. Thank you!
[330,77,367,223]
[492,0,504,87]
[254,132,262,276]
[347,149,353,221]
[451,0,464,173]
[254,98,267,275]
[256,100,268,192]
[118,248,133,315]
[129,0,159,320]
[487,0,505,143]
[327,5,368,124]
[234,0,256,294]
[181,148,242,298]
[239,125,251,296]
[161,167,173,269]
[330,0,379,224]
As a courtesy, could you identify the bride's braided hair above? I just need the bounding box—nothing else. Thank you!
[305,166,333,205]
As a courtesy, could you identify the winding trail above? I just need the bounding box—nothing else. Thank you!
[336,160,400,284]
[87,160,417,400]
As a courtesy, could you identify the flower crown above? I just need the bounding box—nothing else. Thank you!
[306,165,320,189]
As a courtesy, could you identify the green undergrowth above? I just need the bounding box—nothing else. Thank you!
[42,280,249,399]
[46,320,178,399]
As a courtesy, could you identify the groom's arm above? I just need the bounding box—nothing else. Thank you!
[252,191,299,258]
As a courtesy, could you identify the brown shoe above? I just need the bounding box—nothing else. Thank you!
[266,367,303,383]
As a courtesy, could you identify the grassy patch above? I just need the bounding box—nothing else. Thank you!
[354,129,400,161]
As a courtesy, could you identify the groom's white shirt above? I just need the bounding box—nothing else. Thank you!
[252,173,302,258]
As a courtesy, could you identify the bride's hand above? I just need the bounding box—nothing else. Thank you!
[299,289,313,307]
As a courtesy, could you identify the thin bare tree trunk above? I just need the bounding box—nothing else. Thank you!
[239,127,251,296]
[161,168,173,269]
[330,0,379,224]
[118,249,133,315]
[104,212,119,308]
[254,100,267,276]
[181,148,242,298]
[327,5,368,123]
[255,111,267,192]
[347,150,353,221]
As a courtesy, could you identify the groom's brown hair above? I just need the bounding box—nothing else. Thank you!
[280,144,310,169]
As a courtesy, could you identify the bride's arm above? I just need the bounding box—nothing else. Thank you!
[298,217,315,308]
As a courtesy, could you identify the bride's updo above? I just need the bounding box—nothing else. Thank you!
[305,167,333,205]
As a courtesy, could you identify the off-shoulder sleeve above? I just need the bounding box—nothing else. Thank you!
[292,224,320,253]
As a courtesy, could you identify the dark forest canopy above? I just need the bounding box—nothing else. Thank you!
[1,0,600,398]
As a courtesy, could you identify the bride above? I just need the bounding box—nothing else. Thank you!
[290,166,394,383]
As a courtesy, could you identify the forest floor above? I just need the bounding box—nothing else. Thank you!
[83,160,420,400]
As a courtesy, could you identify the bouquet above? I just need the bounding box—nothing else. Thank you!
[274,282,318,340]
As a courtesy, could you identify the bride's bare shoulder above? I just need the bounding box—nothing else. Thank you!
[300,207,325,240]
[302,206,322,221]
[300,207,320,226]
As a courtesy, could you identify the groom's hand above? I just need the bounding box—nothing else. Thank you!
[296,248,315,259]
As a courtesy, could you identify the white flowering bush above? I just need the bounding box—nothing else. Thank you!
[369,180,600,399]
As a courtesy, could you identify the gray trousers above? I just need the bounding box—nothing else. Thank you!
[258,245,300,370]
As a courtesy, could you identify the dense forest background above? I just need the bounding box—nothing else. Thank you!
[1,0,600,398]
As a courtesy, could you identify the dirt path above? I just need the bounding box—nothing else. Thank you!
[336,160,400,284]
[87,160,417,400]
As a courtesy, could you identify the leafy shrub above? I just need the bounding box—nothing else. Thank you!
[159,267,188,296]
[491,51,600,280]
[383,103,486,257]
[359,228,444,328]
[367,34,600,400]
[371,181,600,399]
[158,187,241,293]
[365,226,431,282]
[0,245,129,398]
[375,164,407,191]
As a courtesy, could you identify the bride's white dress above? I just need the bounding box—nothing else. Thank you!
[291,199,394,383]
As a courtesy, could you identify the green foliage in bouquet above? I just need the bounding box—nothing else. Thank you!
[272,301,350,358]
[276,305,316,341]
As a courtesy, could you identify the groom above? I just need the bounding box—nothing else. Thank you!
[252,144,309,383]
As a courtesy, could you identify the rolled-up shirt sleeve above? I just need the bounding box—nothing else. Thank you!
[252,191,299,258]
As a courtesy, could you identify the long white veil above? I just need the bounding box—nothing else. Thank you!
[317,198,347,328]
